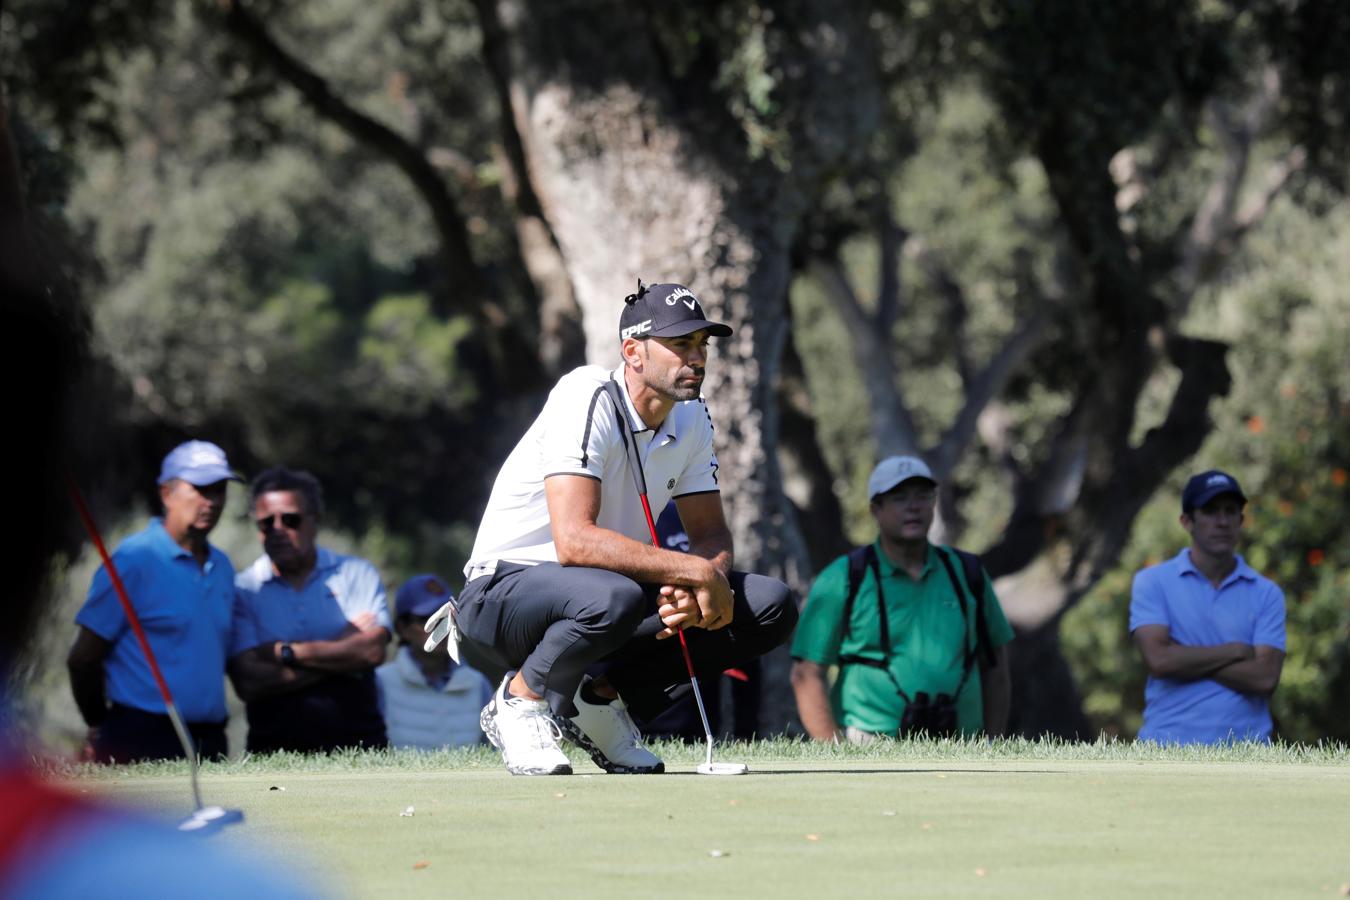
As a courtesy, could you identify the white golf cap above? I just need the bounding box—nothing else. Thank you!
[867,455,936,501]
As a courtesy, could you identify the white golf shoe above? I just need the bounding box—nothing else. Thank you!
[556,677,665,774]
[480,675,572,776]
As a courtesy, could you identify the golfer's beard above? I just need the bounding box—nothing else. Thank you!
[654,368,704,402]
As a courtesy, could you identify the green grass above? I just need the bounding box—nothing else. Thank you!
[49,739,1350,900]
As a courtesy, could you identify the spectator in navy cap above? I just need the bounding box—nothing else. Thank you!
[375,575,493,750]
[67,440,242,763]
[1129,469,1287,744]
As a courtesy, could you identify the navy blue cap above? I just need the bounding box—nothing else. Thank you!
[1182,470,1247,513]
[395,574,454,618]
[619,281,732,341]
[158,440,241,486]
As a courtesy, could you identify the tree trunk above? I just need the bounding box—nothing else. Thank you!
[479,0,879,732]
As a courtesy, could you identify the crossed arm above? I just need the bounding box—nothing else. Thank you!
[545,474,734,634]
[227,614,390,702]
[1132,625,1284,696]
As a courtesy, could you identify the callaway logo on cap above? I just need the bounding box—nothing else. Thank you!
[618,281,733,341]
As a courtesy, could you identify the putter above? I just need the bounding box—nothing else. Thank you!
[69,478,245,834]
[603,380,748,776]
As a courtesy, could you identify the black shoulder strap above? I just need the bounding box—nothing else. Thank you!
[936,546,997,670]
[841,544,874,634]
[954,548,997,668]
[837,545,912,701]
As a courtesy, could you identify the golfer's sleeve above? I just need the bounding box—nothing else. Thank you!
[673,398,720,495]
[1252,582,1286,650]
[75,552,139,642]
[540,381,613,480]
[1128,567,1168,633]
[789,556,850,665]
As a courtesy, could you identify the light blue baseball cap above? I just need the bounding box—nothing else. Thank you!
[157,440,242,486]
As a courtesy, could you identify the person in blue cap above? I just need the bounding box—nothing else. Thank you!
[375,574,493,749]
[1129,469,1287,744]
[66,440,242,763]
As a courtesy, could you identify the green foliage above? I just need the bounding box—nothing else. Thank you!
[9,0,1350,747]
[5,0,510,570]
[790,81,1057,549]
[358,293,476,413]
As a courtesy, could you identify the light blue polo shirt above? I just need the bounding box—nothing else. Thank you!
[231,547,390,654]
[75,519,235,723]
[1129,548,1286,745]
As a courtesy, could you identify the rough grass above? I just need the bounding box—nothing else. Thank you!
[43,738,1350,900]
[37,733,1350,779]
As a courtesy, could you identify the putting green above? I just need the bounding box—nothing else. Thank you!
[77,754,1348,899]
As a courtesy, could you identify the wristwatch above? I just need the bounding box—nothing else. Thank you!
[279,642,297,666]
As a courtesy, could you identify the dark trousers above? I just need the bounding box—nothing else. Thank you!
[244,673,388,754]
[453,562,797,720]
[94,703,227,764]
[642,658,763,740]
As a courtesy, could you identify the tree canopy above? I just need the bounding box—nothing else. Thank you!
[4,0,1347,739]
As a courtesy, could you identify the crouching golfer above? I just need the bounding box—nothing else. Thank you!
[428,282,796,775]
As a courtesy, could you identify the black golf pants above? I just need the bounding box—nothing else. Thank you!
[452,562,796,720]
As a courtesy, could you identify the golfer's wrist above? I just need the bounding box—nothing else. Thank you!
[694,557,723,586]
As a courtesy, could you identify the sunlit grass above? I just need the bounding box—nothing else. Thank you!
[37,733,1349,780]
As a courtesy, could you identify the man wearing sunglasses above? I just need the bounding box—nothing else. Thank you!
[67,440,242,763]
[227,466,391,753]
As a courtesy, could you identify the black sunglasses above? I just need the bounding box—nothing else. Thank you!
[256,512,304,532]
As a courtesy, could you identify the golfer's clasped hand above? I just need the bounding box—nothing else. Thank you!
[655,568,734,639]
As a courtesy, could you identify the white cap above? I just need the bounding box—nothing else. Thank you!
[867,455,936,501]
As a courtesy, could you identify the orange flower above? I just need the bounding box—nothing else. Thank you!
[1277,500,1294,517]
[1307,548,1325,567]
[1247,416,1265,435]
[1332,468,1348,487]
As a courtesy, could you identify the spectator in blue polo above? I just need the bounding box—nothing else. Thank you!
[1129,469,1287,744]
[375,574,493,750]
[67,440,241,763]
[227,466,391,753]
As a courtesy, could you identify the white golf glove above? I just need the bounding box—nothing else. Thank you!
[423,599,462,663]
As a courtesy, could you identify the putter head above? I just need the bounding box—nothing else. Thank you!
[177,805,244,835]
[697,762,749,776]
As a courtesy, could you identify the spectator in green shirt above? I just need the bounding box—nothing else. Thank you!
[790,456,1014,741]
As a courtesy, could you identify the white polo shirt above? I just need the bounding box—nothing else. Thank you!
[464,365,721,580]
